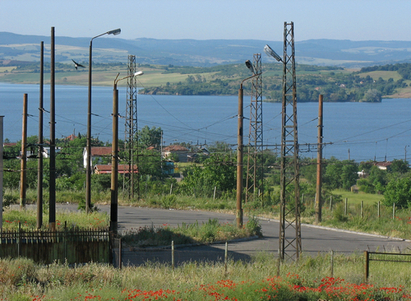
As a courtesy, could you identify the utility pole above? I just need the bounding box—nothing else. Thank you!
[0,116,4,228]
[236,85,244,228]
[49,26,56,231]
[315,94,323,223]
[20,94,28,209]
[37,41,44,229]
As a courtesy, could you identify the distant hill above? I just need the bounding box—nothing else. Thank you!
[2,32,411,68]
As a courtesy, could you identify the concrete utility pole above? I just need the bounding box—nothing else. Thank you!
[37,41,44,229]
[315,94,323,223]
[20,94,28,209]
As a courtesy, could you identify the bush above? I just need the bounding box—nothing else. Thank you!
[333,203,348,222]
[161,194,177,209]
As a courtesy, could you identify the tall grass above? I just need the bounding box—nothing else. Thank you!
[2,207,109,230]
[0,252,410,300]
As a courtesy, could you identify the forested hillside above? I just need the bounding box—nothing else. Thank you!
[140,62,411,102]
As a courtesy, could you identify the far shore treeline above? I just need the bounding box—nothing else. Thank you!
[1,60,411,102]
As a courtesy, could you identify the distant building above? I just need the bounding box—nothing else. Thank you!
[374,161,392,171]
[94,164,138,175]
[162,145,189,162]
[83,147,113,169]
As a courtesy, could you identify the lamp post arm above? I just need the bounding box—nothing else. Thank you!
[240,72,261,89]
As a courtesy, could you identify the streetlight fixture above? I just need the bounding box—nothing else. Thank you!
[264,44,282,62]
[236,61,260,228]
[111,71,144,233]
[86,28,121,213]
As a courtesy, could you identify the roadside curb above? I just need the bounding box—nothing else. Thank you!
[257,216,410,242]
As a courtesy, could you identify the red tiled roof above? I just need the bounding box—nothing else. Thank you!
[95,164,138,174]
[91,147,112,156]
[163,145,188,152]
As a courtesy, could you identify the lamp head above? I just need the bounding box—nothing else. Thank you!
[134,71,144,77]
[107,28,121,36]
[245,60,255,74]
[264,44,282,62]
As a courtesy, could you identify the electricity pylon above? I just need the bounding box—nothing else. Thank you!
[246,53,264,204]
[124,55,138,200]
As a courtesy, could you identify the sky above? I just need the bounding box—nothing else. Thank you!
[1,0,410,42]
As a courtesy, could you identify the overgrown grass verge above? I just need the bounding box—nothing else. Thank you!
[1,208,109,230]
[121,217,262,248]
[5,187,411,240]
[1,252,410,300]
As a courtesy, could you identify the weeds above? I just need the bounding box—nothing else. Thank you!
[1,253,410,300]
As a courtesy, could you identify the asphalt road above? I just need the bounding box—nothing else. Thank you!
[20,204,411,266]
[103,205,410,266]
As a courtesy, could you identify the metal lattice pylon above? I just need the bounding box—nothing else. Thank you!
[124,55,138,200]
[279,22,301,261]
[246,53,264,204]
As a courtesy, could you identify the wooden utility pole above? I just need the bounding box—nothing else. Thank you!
[20,94,28,209]
[49,27,56,230]
[236,85,244,228]
[315,94,323,223]
[37,41,44,229]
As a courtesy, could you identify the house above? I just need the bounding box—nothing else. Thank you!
[83,147,112,169]
[94,164,138,175]
[162,145,189,162]
[41,147,61,158]
[374,161,392,171]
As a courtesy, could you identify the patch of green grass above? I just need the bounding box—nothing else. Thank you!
[121,217,262,247]
[333,189,384,205]
[2,208,109,230]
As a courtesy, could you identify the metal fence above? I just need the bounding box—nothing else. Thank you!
[0,227,111,264]
[364,251,411,281]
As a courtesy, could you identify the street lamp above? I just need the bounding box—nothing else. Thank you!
[236,61,260,228]
[86,28,121,213]
[264,44,282,62]
[111,71,144,233]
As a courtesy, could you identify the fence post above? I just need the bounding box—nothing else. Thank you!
[224,241,228,274]
[170,184,173,195]
[361,201,363,219]
[330,250,334,278]
[377,201,380,218]
[276,249,281,277]
[364,251,369,283]
[393,203,395,220]
[64,221,67,261]
[171,240,175,271]
[18,222,21,257]
[345,198,348,215]
[329,196,332,211]
[213,186,217,200]
[119,237,122,269]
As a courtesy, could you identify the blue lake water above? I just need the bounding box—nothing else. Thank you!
[1,82,411,162]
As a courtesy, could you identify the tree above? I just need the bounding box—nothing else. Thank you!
[341,162,358,190]
[182,153,236,196]
[383,176,411,208]
[390,159,409,174]
[137,126,162,148]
